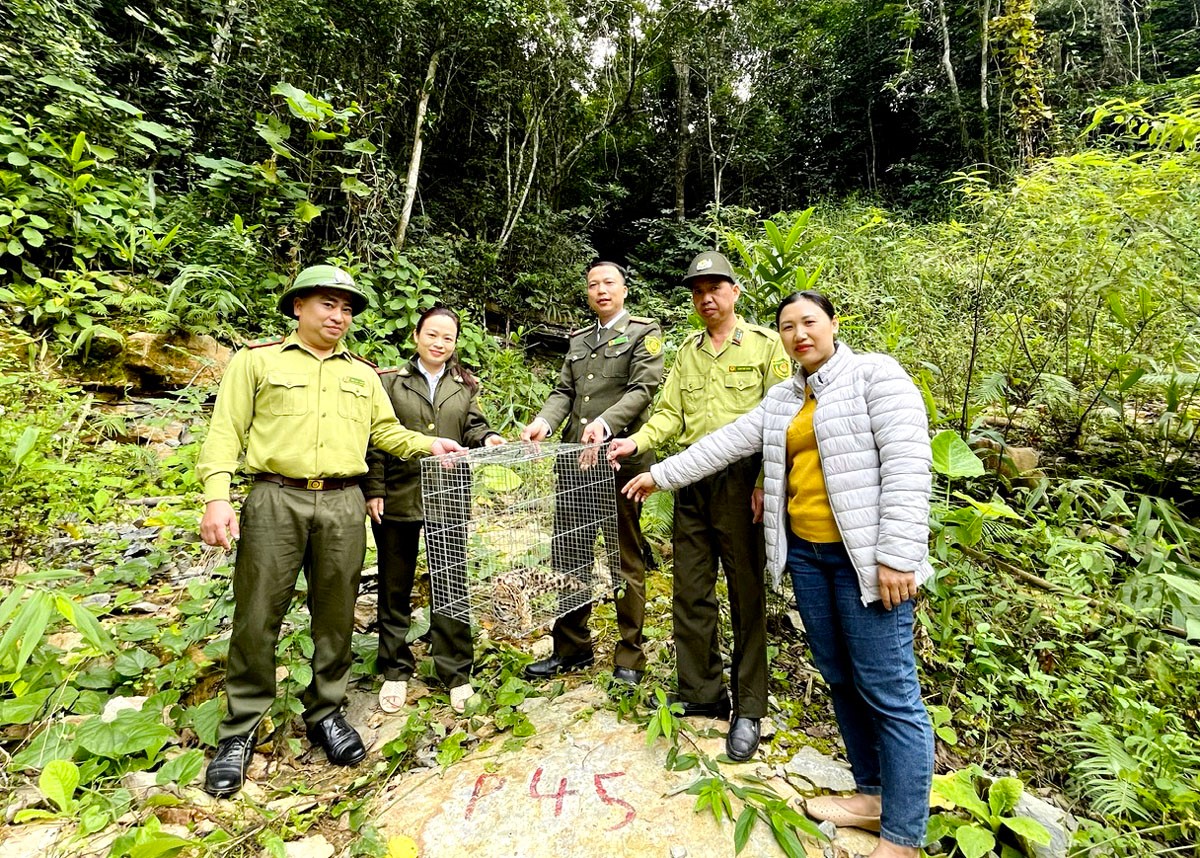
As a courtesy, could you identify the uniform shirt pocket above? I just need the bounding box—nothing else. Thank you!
[338,376,372,423]
[680,375,707,411]
[724,369,762,411]
[601,342,633,377]
[264,372,310,416]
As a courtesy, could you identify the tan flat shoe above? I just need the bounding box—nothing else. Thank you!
[378,679,407,714]
[803,795,882,832]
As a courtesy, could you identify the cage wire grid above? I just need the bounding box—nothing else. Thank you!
[420,441,621,638]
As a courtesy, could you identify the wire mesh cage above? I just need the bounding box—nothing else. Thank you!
[420,441,621,638]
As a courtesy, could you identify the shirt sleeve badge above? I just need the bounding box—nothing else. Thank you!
[772,358,791,378]
[644,336,662,356]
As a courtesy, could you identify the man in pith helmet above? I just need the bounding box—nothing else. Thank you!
[196,264,465,797]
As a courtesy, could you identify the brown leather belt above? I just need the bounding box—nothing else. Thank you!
[255,473,362,491]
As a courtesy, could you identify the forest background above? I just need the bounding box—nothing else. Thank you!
[1,0,1200,856]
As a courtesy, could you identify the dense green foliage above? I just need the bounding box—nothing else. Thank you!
[3,0,1200,855]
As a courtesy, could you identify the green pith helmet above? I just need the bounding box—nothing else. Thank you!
[277,265,369,319]
[682,250,737,285]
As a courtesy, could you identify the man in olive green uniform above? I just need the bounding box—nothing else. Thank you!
[197,265,464,798]
[521,261,664,684]
[609,251,790,761]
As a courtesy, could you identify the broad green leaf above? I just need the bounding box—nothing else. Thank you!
[6,151,29,166]
[0,689,52,727]
[70,132,86,163]
[1002,815,1052,844]
[156,749,205,787]
[11,721,77,769]
[39,74,100,101]
[39,759,79,813]
[11,425,40,468]
[932,771,991,819]
[768,813,806,858]
[129,833,195,858]
[340,176,373,197]
[0,589,52,673]
[186,697,223,747]
[954,824,996,858]
[477,464,522,492]
[50,594,114,653]
[294,200,322,223]
[286,662,313,688]
[989,776,1023,815]
[76,707,176,759]
[115,646,160,677]
[344,138,378,154]
[734,805,757,853]
[931,430,985,478]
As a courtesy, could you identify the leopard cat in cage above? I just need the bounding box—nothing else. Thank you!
[489,566,579,636]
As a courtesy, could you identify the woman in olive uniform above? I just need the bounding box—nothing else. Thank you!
[365,307,505,714]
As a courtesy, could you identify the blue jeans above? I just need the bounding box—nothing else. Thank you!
[787,535,933,849]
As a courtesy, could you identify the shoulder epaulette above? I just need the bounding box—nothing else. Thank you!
[245,336,284,349]
[376,365,402,376]
[747,322,778,337]
[688,330,705,344]
[352,353,378,368]
[629,315,657,326]
[569,326,591,338]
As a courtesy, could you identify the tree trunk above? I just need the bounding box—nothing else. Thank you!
[936,0,968,148]
[980,0,992,169]
[672,56,691,222]
[497,125,540,252]
[394,47,442,251]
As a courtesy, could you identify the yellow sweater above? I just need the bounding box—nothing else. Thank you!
[786,392,841,543]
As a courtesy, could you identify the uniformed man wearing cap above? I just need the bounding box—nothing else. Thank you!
[520,261,665,684]
[609,250,790,762]
[196,265,465,798]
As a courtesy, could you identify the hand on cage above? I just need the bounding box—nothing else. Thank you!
[606,438,638,469]
[622,471,659,502]
[519,418,550,442]
[483,433,507,447]
[431,437,468,466]
[577,423,607,470]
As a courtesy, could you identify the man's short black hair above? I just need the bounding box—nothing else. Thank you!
[586,260,629,281]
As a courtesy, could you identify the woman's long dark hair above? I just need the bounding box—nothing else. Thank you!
[775,290,837,328]
[416,306,479,392]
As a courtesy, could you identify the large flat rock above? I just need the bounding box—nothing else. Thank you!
[373,686,877,857]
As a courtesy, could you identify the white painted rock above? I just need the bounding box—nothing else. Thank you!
[373,686,836,857]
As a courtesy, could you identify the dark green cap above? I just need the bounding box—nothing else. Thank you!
[277,265,369,319]
[682,250,737,285]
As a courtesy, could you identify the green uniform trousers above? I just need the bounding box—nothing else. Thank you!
[219,481,367,740]
[550,450,651,671]
[371,518,473,687]
[672,455,767,718]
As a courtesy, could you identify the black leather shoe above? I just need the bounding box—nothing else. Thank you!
[612,666,644,685]
[726,716,761,761]
[308,712,366,766]
[666,692,732,720]
[524,652,594,679]
[204,735,254,798]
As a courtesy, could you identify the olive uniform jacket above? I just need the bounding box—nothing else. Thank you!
[534,314,664,466]
[364,359,499,522]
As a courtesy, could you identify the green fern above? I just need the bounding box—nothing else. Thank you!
[1066,714,1153,821]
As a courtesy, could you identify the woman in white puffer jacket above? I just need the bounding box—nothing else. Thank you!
[619,291,934,858]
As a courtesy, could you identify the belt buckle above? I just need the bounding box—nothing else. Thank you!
[306,479,325,491]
